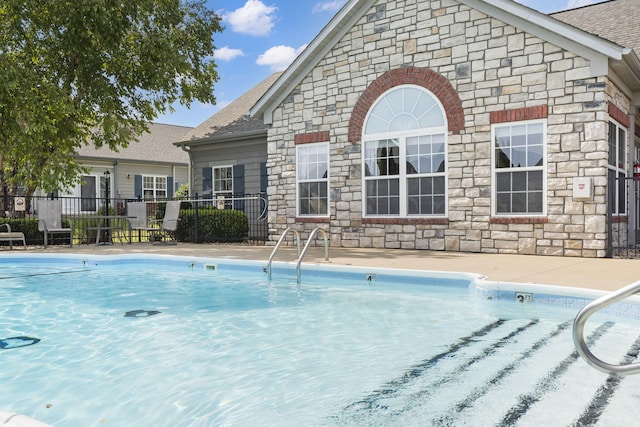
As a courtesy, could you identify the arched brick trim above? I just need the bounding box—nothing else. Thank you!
[348,67,464,143]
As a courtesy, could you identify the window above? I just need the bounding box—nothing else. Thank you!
[297,142,329,216]
[362,85,447,217]
[492,120,546,215]
[60,173,110,213]
[213,166,233,198]
[608,121,627,215]
[143,175,167,200]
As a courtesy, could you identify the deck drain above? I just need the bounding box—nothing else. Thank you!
[124,310,161,318]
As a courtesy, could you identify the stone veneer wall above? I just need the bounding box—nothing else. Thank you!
[266,0,631,258]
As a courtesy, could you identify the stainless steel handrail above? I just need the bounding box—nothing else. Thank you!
[266,227,301,280]
[572,280,640,376]
[296,228,329,283]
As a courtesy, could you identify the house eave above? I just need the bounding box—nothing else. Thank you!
[74,156,188,167]
[176,128,268,148]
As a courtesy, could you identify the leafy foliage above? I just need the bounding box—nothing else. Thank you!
[177,208,249,242]
[0,0,221,199]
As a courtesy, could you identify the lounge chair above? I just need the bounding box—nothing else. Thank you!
[127,200,180,244]
[0,224,26,250]
[37,200,73,248]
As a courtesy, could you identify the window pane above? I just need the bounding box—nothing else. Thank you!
[497,193,511,213]
[297,143,329,216]
[512,171,526,191]
[512,193,527,213]
[528,171,543,191]
[608,122,617,167]
[365,178,399,215]
[528,191,543,212]
[496,172,511,192]
[365,87,445,135]
[493,121,546,215]
[618,128,626,167]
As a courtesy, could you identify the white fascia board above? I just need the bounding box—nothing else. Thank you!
[251,0,377,124]
[460,0,626,72]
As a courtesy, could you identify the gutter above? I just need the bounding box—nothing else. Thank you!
[175,129,268,148]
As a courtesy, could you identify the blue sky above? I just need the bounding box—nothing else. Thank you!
[155,0,606,128]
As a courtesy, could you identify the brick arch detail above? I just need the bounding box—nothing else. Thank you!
[348,67,464,143]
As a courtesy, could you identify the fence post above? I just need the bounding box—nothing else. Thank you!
[194,193,199,244]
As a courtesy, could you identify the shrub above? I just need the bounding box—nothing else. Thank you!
[0,218,41,245]
[176,207,249,242]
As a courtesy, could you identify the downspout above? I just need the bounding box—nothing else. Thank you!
[113,160,118,198]
[630,110,638,245]
[180,144,192,198]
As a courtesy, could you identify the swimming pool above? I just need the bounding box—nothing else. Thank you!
[1,254,640,426]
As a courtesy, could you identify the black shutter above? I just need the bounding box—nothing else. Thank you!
[134,175,142,200]
[202,167,212,196]
[167,176,174,198]
[232,164,245,211]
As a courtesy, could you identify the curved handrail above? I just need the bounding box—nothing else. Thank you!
[573,280,640,376]
[296,228,329,283]
[266,227,301,280]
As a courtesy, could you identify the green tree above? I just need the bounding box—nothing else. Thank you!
[0,0,221,211]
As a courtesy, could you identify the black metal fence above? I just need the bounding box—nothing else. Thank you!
[608,175,640,258]
[0,193,268,247]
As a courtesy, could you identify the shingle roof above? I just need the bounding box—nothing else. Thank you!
[180,72,283,142]
[551,0,640,54]
[75,122,191,164]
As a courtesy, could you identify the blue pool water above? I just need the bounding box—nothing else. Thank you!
[1,254,640,426]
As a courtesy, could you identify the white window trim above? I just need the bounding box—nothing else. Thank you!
[142,174,168,199]
[296,141,330,217]
[490,118,548,217]
[212,165,234,197]
[608,119,628,216]
[361,85,449,219]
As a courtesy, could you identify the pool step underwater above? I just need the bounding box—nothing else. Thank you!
[332,318,640,426]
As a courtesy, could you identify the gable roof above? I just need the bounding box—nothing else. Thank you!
[551,0,640,56]
[179,72,283,145]
[250,0,640,123]
[75,122,191,164]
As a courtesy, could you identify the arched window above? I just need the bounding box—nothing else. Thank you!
[362,85,447,217]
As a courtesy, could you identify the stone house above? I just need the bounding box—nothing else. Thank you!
[250,0,640,257]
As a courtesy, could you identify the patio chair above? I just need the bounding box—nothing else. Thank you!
[37,200,73,248]
[127,200,180,244]
[0,224,26,249]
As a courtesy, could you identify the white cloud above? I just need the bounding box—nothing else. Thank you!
[312,0,347,14]
[223,0,277,36]
[214,46,245,62]
[256,44,308,72]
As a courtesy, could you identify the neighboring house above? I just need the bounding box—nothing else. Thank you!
[249,0,640,258]
[64,122,191,213]
[176,72,281,201]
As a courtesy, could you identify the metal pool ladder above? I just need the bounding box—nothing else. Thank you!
[266,227,329,282]
[573,280,640,376]
[266,227,301,280]
[295,228,329,283]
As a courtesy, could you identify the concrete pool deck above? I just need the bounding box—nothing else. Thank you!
[15,243,640,292]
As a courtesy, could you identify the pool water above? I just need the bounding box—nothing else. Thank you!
[1,256,640,426]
